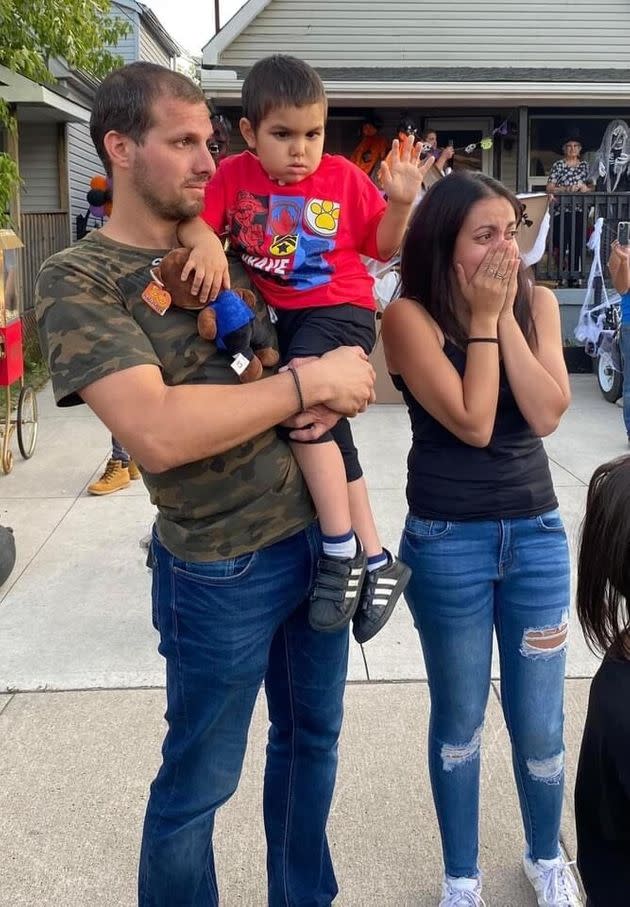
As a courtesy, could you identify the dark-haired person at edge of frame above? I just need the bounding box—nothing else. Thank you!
[382,172,580,907]
[574,454,630,907]
[34,61,375,907]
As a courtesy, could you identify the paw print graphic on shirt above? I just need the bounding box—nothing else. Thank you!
[305,199,340,236]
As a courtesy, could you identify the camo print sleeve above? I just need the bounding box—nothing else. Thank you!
[35,251,161,407]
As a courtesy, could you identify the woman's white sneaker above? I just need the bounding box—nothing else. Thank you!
[439,875,485,906]
[522,853,583,906]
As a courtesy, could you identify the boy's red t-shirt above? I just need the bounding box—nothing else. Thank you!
[202,151,387,311]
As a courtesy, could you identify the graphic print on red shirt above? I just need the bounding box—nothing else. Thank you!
[203,152,387,311]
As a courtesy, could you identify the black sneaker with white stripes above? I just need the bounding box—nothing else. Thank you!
[352,550,411,644]
[308,538,367,633]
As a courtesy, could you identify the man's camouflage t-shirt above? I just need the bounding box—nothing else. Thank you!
[35,231,314,561]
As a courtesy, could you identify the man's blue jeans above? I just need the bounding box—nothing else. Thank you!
[111,434,130,464]
[400,510,570,879]
[139,523,347,906]
[620,324,630,436]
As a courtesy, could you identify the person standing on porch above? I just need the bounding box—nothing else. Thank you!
[546,136,591,196]
[546,135,593,285]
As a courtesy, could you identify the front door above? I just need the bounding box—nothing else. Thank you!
[425,117,495,176]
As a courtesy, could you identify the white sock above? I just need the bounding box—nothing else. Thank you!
[322,531,356,559]
[367,551,388,572]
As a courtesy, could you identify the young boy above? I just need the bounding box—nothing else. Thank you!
[189,55,431,642]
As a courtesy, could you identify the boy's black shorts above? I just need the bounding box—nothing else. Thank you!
[275,304,376,483]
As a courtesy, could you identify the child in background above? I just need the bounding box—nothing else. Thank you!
[190,55,433,642]
[575,455,630,906]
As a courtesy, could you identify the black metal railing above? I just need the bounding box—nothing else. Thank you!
[535,192,630,286]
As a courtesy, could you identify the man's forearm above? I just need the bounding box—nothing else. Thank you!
[145,368,334,471]
[80,349,374,475]
[610,254,630,295]
[82,366,328,474]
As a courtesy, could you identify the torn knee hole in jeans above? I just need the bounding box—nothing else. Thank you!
[520,613,569,659]
[440,723,483,772]
[526,751,564,784]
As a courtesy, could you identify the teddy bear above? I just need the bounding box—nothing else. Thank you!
[156,247,279,382]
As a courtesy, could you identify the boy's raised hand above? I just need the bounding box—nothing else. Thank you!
[378,134,434,206]
[180,231,230,304]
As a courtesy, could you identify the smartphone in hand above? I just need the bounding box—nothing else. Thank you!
[617,221,630,246]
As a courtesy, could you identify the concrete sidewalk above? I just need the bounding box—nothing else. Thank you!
[0,375,626,905]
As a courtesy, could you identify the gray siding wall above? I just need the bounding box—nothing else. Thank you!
[109,6,139,63]
[219,0,630,68]
[19,123,60,212]
[66,122,107,241]
[139,24,172,66]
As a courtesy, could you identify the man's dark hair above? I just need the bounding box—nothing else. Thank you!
[90,62,207,175]
[241,55,327,130]
[400,171,535,349]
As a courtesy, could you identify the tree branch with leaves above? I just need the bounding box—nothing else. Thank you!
[0,0,129,226]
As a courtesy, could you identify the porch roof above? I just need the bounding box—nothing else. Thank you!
[0,65,90,123]
[201,65,630,107]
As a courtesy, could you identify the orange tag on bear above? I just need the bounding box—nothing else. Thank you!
[142,281,172,316]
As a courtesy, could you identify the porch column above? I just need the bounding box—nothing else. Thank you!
[516,106,529,193]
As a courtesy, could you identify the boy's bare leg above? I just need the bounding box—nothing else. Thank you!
[290,440,367,632]
[290,440,351,536]
[347,476,382,558]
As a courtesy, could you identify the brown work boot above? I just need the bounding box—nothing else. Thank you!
[128,459,141,480]
[87,459,131,495]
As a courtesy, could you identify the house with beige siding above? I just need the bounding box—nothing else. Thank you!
[200,0,630,314]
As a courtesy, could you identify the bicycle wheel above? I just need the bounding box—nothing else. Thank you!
[597,351,623,403]
[17,384,38,459]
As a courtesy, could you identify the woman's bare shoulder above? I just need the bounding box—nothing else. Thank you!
[531,283,560,315]
[383,296,443,340]
[382,298,444,372]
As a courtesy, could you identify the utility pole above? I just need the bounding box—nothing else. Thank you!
[214,0,220,33]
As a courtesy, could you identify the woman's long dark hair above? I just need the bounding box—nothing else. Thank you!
[399,172,535,348]
[577,456,630,657]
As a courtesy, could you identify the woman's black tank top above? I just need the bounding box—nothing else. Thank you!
[391,339,557,520]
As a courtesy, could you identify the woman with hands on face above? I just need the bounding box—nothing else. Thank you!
[382,173,578,907]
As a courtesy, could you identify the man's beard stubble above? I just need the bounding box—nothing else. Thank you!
[132,159,204,222]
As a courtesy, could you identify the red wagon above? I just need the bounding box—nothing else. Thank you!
[0,229,38,474]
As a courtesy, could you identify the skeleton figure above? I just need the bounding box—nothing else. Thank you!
[589,119,630,192]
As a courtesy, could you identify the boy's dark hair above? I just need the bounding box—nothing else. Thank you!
[577,456,630,656]
[399,171,535,349]
[90,62,207,176]
[241,55,327,130]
